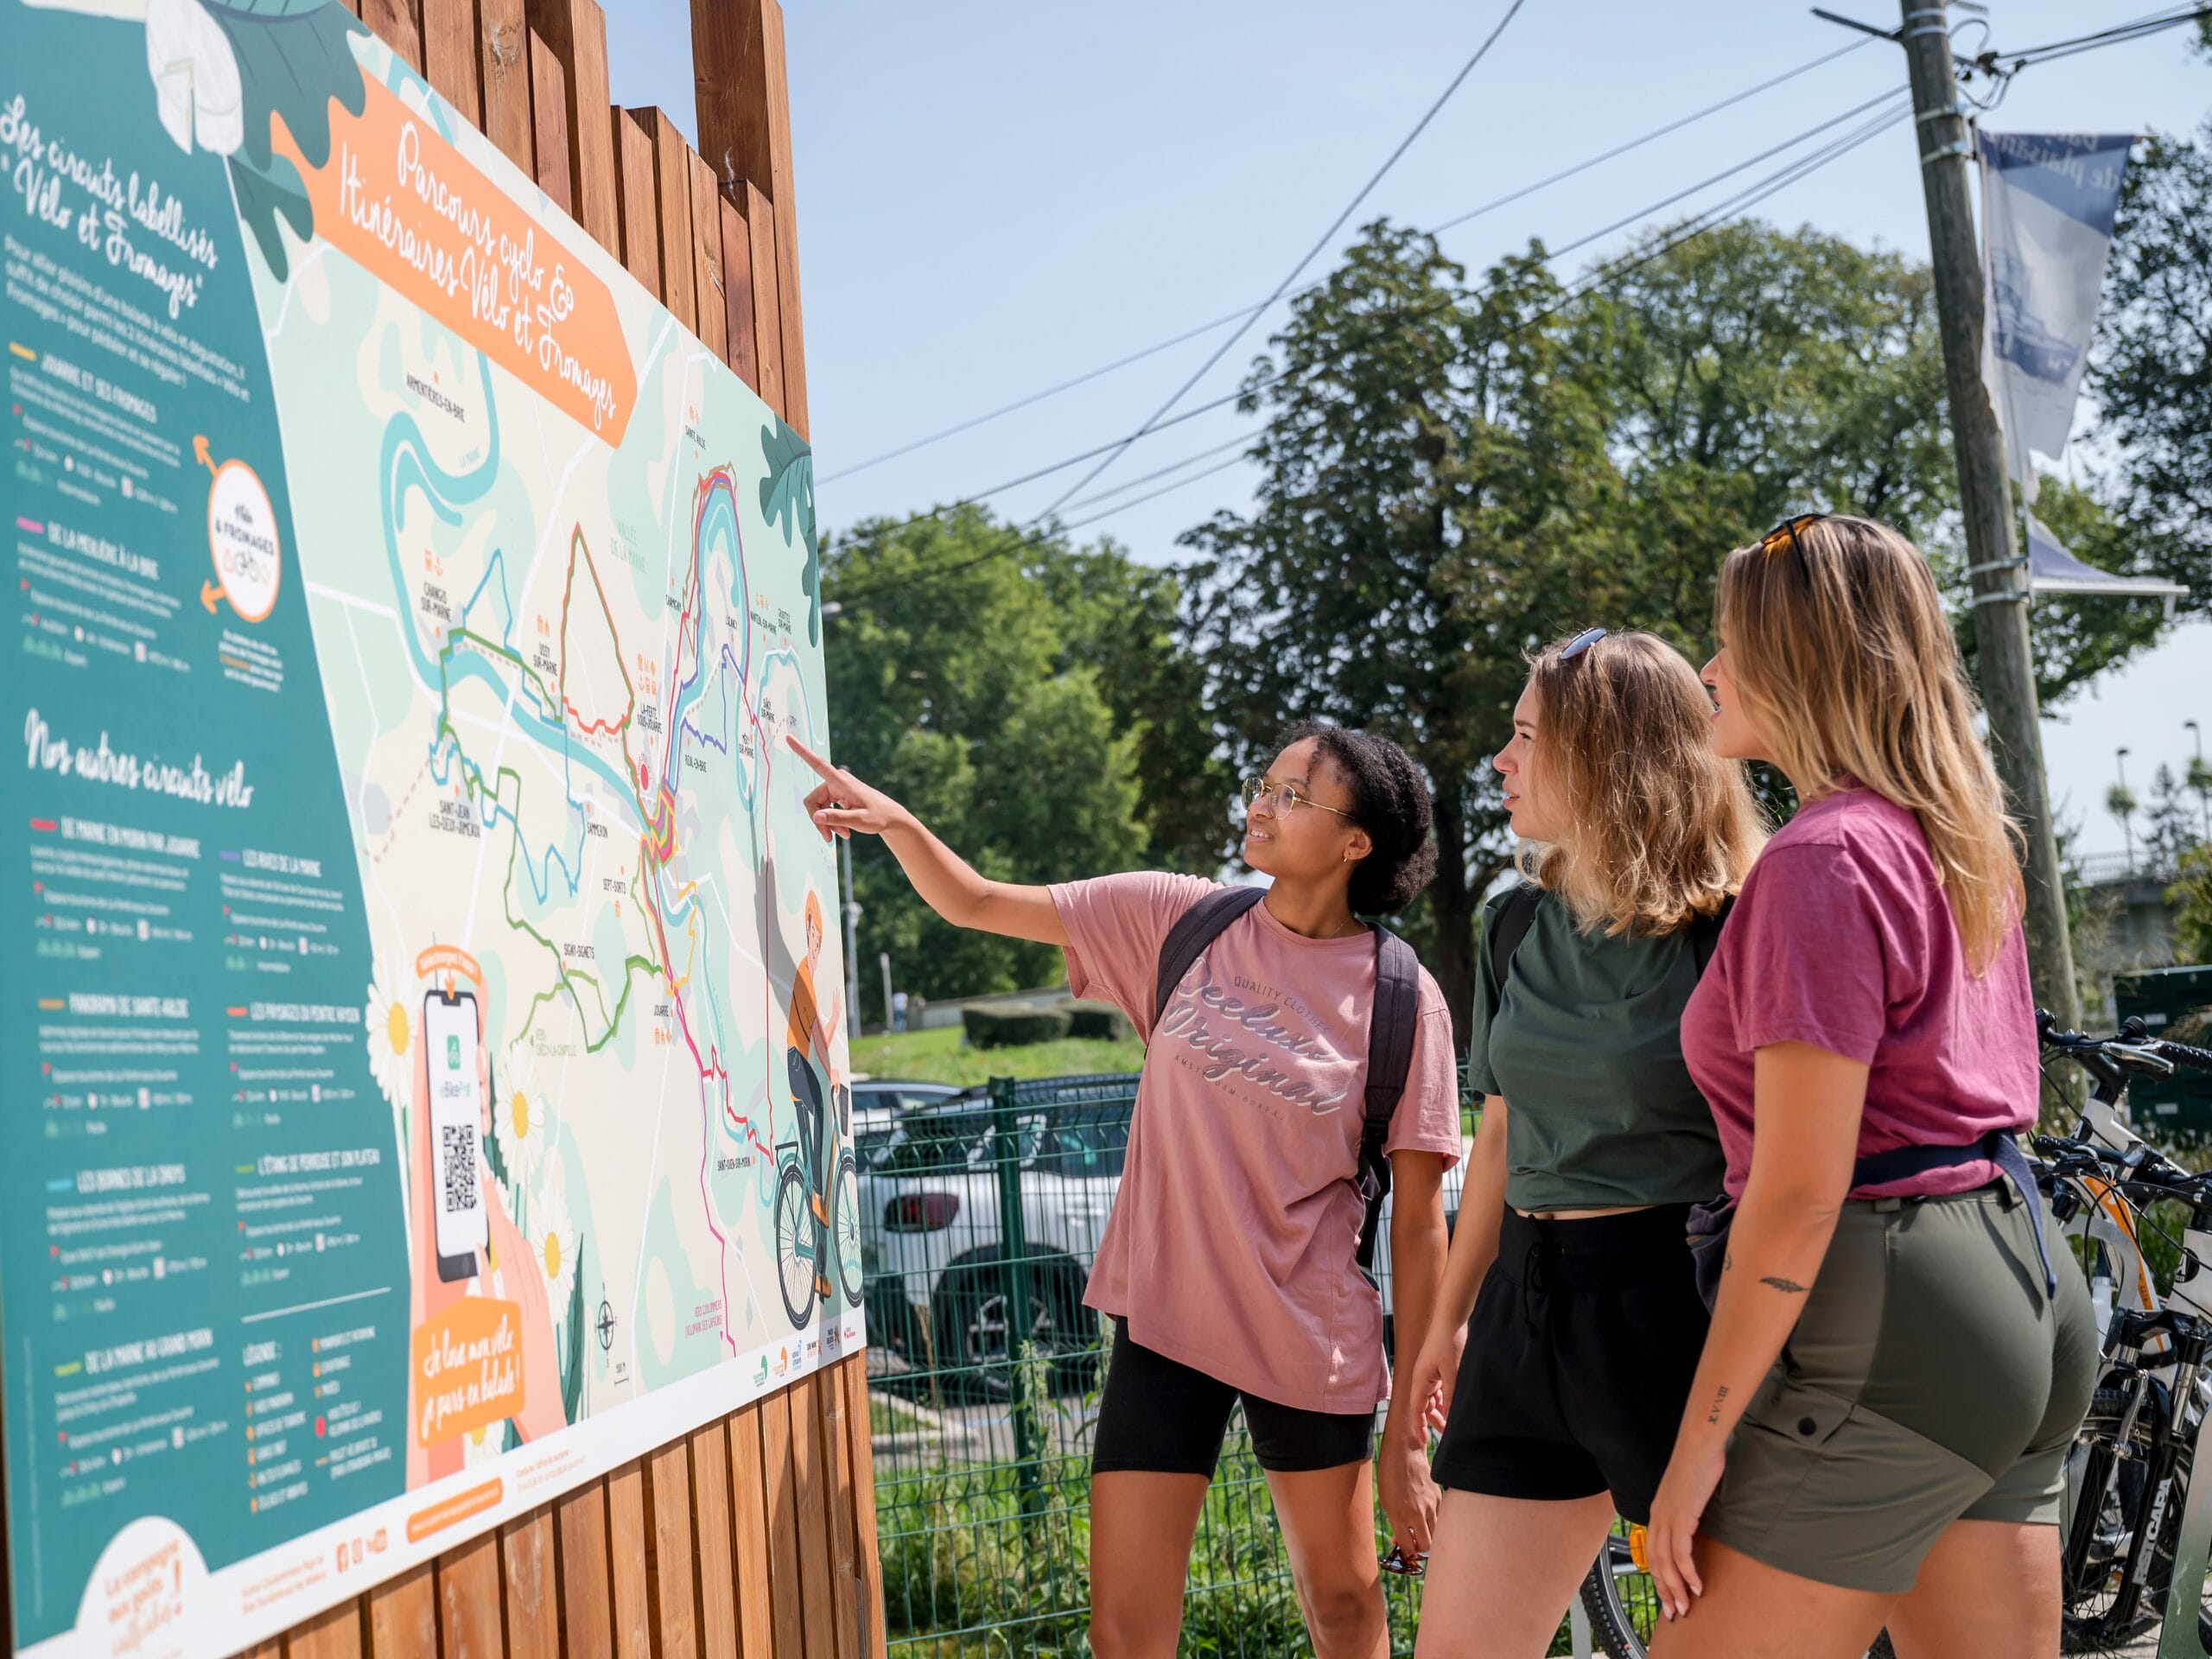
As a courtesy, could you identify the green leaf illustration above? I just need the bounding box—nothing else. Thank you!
[759,421,820,645]
[230,153,312,279]
[560,1236,587,1425]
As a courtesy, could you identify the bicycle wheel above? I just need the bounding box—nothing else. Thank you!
[773,1162,817,1328]
[830,1149,863,1308]
[2063,1386,2183,1651]
[1579,1531,1896,1659]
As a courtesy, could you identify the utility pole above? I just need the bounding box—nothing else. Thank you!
[1897,0,2079,1029]
[839,833,863,1037]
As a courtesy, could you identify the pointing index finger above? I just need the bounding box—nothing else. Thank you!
[785,734,839,781]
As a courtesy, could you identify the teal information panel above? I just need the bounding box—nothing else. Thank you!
[2,3,859,1652]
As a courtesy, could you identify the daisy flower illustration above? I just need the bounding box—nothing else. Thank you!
[535,1178,578,1321]
[498,1041,554,1187]
[365,974,415,1111]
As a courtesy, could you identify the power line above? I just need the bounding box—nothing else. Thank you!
[1027,0,1530,523]
[821,35,1876,489]
[1998,4,2211,67]
[824,99,1914,613]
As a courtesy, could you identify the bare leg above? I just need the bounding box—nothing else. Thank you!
[1089,1470,1210,1659]
[1885,1518,2060,1658]
[1643,1537,1894,1659]
[1413,1489,1617,1659]
[1265,1460,1389,1659]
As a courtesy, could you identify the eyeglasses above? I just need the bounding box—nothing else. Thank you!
[1557,626,1607,661]
[1759,512,1829,564]
[1240,778,1356,821]
[1379,1544,1427,1579]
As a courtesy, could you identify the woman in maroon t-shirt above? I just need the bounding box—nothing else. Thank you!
[1642,516,2095,1658]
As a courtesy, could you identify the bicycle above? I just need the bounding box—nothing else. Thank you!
[773,1073,864,1328]
[2034,1014,2212,1651]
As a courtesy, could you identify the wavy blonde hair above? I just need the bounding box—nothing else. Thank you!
[1520,630,1763,936]
[1715,514,2023,972]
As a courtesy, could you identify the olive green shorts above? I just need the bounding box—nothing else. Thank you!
[1699,1183,2098,1594]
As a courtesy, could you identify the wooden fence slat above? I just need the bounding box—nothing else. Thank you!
[724,1403,776,1659]
[524,0,618,254]
[759,1391,806,1659]
[643,1440,702,1659]
[644,109,697,333]
[244,1643,284,1659]
[553,1479,616,1656]
[689,1421,741,1659]
[362,0,423,73]
[786,1377,836,1659]
[282,1599,364,1659]
[420,0,480,125]
[840,1358,887,1657]
[476,0,531,171]
[753,1,806,438]
[613,110,662,296]
[365,1563,439,1658]
[500,1508,561,1659]
[687,154,728,366]
[719,194,759,394]
[605,1459,655,1659]
[815,1369,861,1659]
[527,29,572,215]
[739,182,785,421]
[435,1529,502,1659]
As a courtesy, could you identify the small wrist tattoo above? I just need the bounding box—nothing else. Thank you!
[1706,1384,1730,1425]
[1759,1275,1808,1294]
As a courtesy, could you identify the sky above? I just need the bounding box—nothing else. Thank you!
[601,0,2212,861]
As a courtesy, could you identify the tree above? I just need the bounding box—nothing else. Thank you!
[2142,763,2202,874]
[819,509,1190,1010]
[2089,120,2212,616]
[2173,845,2212,967]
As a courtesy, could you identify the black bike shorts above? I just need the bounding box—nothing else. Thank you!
[1090,1319,1374,1477]
[1432,1205,1707,1525]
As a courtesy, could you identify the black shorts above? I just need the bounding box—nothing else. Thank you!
[1432,1205,1708,1524]
[1091,1319,1374,1477]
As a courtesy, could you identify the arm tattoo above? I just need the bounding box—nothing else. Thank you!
[1759,1275,1809,1294]
[1706,1385,1730,1425]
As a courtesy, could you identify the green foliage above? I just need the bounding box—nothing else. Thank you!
[823,510,1192,1009]
[961,1005,1073,1049]
[1065,1001,1131,1042]
[847,1024,1145,1086]
[2175,846,2212,966]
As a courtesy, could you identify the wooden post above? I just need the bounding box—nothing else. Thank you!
[420,0,480,125]
[613,108,663,296]
[477,0,532,170]
[643,108,698,334]
[524,0,619,252]
[528,29,572,213]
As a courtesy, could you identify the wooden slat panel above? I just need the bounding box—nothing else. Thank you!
[527,29,572,216]
[523,0,618,255]
[644,1440,703,1659]
[283,1599,364,1658]
[786,1378,836,1659]
[365,1563,439,1657]
[435,1529,502,1659]
[840,1358,887,1659]
[477,0,531,171]
[815,1369,861,1659]
[613,110,662,296]
[759,1391,806,1659]
[362,0,423,73]
[644,109,697,333]
[244,1643,284,1659]
[689,1421,741,1659]
[553,1480,616,1657]
[739,182,785,421]
[724,1404,776,1659]
[719,194,759,394]
[420,0,480,125]
[500,1508,561,1659]
[754,1,807,438]
[604,1459,655,1659]
[688,154,728,366]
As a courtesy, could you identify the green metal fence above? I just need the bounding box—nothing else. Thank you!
[856,1068,1627,1656]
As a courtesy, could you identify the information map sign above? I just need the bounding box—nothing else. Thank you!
[1,3,860,1651]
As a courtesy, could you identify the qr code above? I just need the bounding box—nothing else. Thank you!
[440,1123,478,1212]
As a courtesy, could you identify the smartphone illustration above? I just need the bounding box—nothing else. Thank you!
[423,989,487,1282]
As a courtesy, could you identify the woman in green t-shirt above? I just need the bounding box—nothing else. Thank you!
[1406,629,1762,1659]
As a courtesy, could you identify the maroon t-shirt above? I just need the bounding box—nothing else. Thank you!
[1681,787,2037,1201]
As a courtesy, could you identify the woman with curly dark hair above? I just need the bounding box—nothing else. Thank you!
[789,723,1461,1659]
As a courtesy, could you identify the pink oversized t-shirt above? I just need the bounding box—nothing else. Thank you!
[1681,787,2037,1201]
[1051,873,1463,1414]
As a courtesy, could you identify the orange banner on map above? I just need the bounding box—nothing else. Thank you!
[409,1297,527,1447]
[277,77,635,444]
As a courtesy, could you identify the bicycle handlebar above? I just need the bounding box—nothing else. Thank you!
[2037,1007,2212,1078]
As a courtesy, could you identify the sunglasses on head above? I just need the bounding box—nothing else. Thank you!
[1758,512,1830,564]
[1556,626,1607,661]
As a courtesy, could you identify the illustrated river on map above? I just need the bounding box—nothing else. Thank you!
[1,2,855,1651]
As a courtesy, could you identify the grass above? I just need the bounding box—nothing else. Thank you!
[849,1023,1147,1088]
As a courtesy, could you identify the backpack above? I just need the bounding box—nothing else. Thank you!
[1154,887,1421,1276]
[1482,883,1731,1010]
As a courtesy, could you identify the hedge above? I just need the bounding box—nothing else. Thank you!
[962,1004,1073,1048]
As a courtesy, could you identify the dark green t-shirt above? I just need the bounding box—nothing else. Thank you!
[1467,884,1726,1212]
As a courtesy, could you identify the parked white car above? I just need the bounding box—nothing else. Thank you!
[859,1077,1469,1393]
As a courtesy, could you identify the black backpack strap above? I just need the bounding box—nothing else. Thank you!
[1483,883,1543,1009]
[1353,925,1422,1275]
[1153,885,1267,1024]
